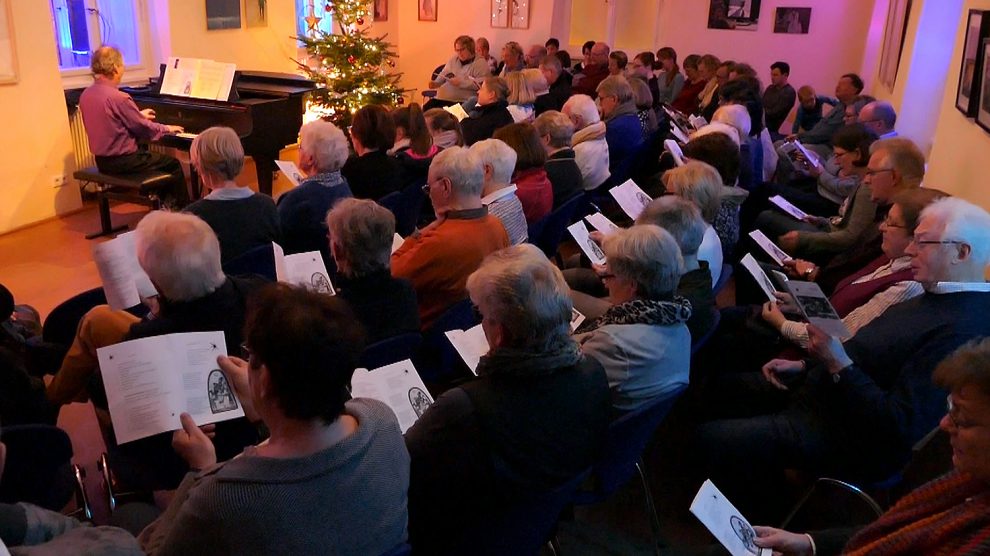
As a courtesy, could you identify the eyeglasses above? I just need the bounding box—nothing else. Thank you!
[422,177,445,194]
[864,168,894,178]
[911,238,966,247]
[947,395,976,429]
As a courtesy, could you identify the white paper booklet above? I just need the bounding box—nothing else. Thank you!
[570,308,586,330]
[445,325,490,376]
[160,57,236,101]
[690,479,772,556]
[391,233,405,254]
[610,179,653,220]
[748,230,792,266]
[769,195,809,221]
[443,103,470,122]
[670,121,690,144]
[275,160,303,187]
[96,331,243,444]
[567,220,607,265]
[664,139,686,166]
[688,114,708,130]
[741,253,778,302]
[585,213,620,235]
[92,231,158,311]
[787,139,823,170]
[350,360,434,433]
[272,243,335,295]
[785,280,852,339]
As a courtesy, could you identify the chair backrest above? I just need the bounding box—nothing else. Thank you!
[222,243,277,281]
[712,262,733,298]
[359,332,423,370]
[780,477,883,532]
[576,385,687,501]
[379,183,426,237]
[0,424,75,510]
[379,542,412,556]
[414,299,480,384]
[691,308,721,356]
[531,193,585,259]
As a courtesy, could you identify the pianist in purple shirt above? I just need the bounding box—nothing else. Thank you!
[79,46,189,206]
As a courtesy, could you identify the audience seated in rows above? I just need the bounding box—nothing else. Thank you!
[423,108,464,149]
[326,199,421,343]
[628,52,660,108]
[504,70,539,123]
[792,85,837,134]
[138,285,410,555]
[762,61,796,137]
[391,147,509,329]
[670,54,706,115]
[476,37,499,75]
[0,284,50,426]
[524,44,546,69]
[390,102,441,187]
[572,42,610,98]
[470,139,529,245]
[426,35,488,108]
[460,77,514,146]
[662,162,725,287]
[679,131,748,257]
[655,47,685,106]
[608,50,628,76]
[497,41,525,77]
[535,54,572,115]
[533,110,584,208]
[697,197,990,519]
[562,94,611,190]
[597,75,644,173]
[276,120,352,260]
[629,76,659,137]
[573,226,691,412]
[341,104,405,200]
[492,122,553,223]
[183,127,279,264]
[405,244,610,554]
[786,73,864,156]
[753,338,990,555]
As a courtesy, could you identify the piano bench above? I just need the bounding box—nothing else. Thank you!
[74,167,173,240]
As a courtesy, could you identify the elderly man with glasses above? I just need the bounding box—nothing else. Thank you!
[695,196,990,521]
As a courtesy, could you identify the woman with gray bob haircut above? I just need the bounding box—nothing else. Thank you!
[324,198,420,342]
[183,126,280,264]
[404,243,610,554]
[575,225,692,412]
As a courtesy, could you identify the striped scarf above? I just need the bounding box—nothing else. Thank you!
[843,471,990,555]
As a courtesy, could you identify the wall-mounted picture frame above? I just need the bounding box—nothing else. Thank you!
[977,39,990,133]
[419,0,437,22]
[510,0,530,29]
[956,10,990,117]
[0,0,19,85]
[878,0,912,89]
[490,0,508,28]
[206,0,242,30]
[244,0,267,28]
[708,0,761,32]
[773,7,811,34]
[374,0,388,22]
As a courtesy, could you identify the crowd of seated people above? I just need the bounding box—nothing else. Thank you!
[11,38,990,556]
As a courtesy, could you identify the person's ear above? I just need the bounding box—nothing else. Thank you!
[487,321,510,349]
[954,243,972,264]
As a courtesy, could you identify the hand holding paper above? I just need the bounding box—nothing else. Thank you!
[567,220,607,265]
[769,195,809,221]
[690,479,772,556]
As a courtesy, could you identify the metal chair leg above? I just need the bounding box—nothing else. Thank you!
[635,459,665,556]
[68,464,93,521]
[546,535,562,556]
[97,453,118,513]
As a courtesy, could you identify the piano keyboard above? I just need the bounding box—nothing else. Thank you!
[175,132,199,140]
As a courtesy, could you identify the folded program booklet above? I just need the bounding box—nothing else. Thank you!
[784,280,852,339]
[350,359,434,433]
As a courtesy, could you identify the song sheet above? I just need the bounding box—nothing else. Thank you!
[350,360,434,433]
[275,160,303,187]
[567,220,607,266]
[769,195,809,221]
[690,480,772,556]
[272,243,335,295]
[741,253,778,302]
[785,280,852,339]
[610,179,653,220]
[748,230,792,266]
[91,231,157,311]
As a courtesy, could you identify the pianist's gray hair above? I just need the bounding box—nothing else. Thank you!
[191,127,245,182]
[91,46,123,78]
[469,139,517,186]
[466,244,574,352]
[325,198,396,278]
[135,211,225,302]
[430,146,484,198]
[299,120,349,173]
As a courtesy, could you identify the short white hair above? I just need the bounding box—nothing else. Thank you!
[691,122,741,146]
[636,196,706,257]
[191,126,244,181]
[430,146,484,197]
[562,94,601,128]
[326,198,395,277]
[921,197,990,267]
[603,225,684,300]
[135,211,225,302]
[533,110,574,149]
[466,244,574,352]
[470,139,517,184]
[713,105,751,140]
[300,120,349,173]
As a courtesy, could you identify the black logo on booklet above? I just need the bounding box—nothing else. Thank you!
[208,369,239,414]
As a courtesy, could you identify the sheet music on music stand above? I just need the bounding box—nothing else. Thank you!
[160,57,237,101]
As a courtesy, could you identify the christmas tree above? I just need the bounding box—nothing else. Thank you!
[295,0,405,129]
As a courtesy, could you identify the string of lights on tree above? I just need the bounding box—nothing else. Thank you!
[295,0,406,129]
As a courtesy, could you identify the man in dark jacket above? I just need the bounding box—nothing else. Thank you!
[535,55,572,115]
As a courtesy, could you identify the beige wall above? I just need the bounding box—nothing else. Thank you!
[925,0,990,209]
[0,0,81,234]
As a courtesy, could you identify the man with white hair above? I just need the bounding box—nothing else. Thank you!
[392,147,509,329]
[562,94,611,190]
[697,196,990,517]
[469,139,528,245]
[858,100,898,138]
[46,211,267,409]
[277,120,353,261]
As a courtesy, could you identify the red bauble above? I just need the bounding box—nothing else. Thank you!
[397,96,405,105]
[357,17,365,25]
[387,60,395,67]
[347,55,356,64]
[325,3,333,11]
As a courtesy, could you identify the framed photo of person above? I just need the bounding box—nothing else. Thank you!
[490,0,508,28]
[374,0,388,22]
[976,39,990,133]
[510,0,530,29]
[956,10,990,117]
[418,0,437,21]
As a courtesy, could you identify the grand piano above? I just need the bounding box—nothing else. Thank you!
[122,68,316,196]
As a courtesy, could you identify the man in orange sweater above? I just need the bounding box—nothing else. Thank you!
[392,147,510,329]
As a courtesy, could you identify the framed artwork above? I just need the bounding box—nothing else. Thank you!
[773,7,811,34]
[244,0,267,28]
[878,0,913,89]
[510,0,529,29]
[206,0,241,30]
[708,0,761,32]
[374,0,388,22]
[977,39,990,133]
[490,0,508,28]
[956,10,990,117]
[419,0,437,21]
[0,0,18,85]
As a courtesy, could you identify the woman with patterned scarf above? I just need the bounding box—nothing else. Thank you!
[575,225,692,413]
[753,337,990,555]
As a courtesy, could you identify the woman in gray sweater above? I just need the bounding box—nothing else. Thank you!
[139,285,410,556]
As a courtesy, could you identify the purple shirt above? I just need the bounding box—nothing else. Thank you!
[79,80,171,157]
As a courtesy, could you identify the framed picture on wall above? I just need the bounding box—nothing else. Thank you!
[419,0,437,21]
[374,0,388,22]
[244,0,267,28]
[708,0,761,32]
[490,0,508,28]
[206,0,241,30]
[956,10,990,117]
[0,0,18,85]
[977,39,990,133]
[510,0,530,29]
[878,0,912,89]
[773,7,811,34]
